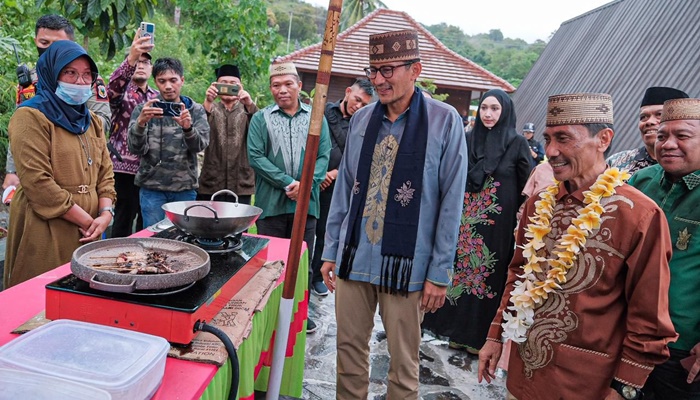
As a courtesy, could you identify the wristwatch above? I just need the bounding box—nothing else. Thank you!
[611,380,643,400]
[99,206,115,217]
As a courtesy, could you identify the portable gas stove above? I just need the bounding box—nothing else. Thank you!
[45,226,269,345]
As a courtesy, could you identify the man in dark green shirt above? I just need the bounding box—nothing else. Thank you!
[629,97,700,398]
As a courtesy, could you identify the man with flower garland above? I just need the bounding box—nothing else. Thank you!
[478,92,677,400]
[628,98,700,399]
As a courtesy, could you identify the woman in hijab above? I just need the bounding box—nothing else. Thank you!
[3,40,116,289]
[423,89,533,353]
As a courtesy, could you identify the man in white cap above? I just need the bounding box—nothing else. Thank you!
[629,98,700,398]
[247,60,331,334]
[478,93,677,400]
[522,122,544,164]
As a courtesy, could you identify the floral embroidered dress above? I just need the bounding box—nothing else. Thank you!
[422,89,532,350]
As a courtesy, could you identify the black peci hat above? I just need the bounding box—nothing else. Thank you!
[640,87,688,107]
[215,64,240,79]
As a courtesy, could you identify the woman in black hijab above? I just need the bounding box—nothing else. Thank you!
[423,89,533,353]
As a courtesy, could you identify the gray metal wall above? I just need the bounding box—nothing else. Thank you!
[512,0,700,155]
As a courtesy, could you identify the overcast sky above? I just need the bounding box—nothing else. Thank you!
[301,0,613,43]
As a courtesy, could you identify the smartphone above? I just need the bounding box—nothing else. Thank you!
[153,101,182,117]
[216,83,240,96]
[140,22,155,45]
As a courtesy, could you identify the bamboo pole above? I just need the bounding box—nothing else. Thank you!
[266,1,343,398]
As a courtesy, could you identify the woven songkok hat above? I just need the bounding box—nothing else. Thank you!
[369,29,420,63]
[661,98,700,122]
[546,93,613,126]
[269,61,298,78]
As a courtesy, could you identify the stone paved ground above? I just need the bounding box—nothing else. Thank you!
[301,290,508,399]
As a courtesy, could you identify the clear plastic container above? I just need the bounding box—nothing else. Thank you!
[0,320,169,400]
[0,367,111,399]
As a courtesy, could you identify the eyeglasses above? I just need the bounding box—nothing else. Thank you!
[60,69,98,85]
[363,61,415,79]
[137,59,152,66]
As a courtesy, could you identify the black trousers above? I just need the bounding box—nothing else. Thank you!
[111,172,142,238]
[644,347,700,400]
[256,214,316,292]
[311,182,334,283]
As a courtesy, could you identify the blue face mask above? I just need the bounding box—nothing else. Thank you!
[55,81,93,105]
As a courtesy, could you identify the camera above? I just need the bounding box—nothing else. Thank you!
[153,101,182,117]
[12,43,32,88]
[16,64,31,88]
[215,83,240,96]
[140,22,155,45]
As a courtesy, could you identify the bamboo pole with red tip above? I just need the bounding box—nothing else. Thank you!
[266,1,343,398]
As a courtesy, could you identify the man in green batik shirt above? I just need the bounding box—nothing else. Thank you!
[629,97,700,399]
[247,60,330,334]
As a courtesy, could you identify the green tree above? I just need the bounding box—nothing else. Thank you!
[416,79,448,102]
[0,0,42,172]
[488,29,504,42]
[426,22,546,89]
[178,0,280,82]
[37,0,159,60]
[270,0,325,49]
[340,0,387,31]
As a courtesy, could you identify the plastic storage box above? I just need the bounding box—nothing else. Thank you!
[0,367,111,400]
[0,320,169,400]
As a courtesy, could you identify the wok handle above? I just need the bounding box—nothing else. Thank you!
[211,189,239,204]
[89,275,137,293]
[183,204,220,222]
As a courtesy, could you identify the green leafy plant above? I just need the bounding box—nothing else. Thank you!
[178,0,280,83]
[417,79,448,102]
[38,0,159,60]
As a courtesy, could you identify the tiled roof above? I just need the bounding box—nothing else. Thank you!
[513,0,700,155]
[279,8,514,93]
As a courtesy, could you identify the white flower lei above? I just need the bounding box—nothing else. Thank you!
[502,168,631,343]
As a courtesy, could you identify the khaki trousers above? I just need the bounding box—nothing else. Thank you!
[335,278,424,400]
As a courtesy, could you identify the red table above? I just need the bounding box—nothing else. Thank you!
[0,231,308,399]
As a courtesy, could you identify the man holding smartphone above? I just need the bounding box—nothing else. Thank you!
[198,64,258,204]
[107,28,159,237]
[128,57,210,228]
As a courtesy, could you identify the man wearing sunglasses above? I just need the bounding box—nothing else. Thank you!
[320,29,467,398]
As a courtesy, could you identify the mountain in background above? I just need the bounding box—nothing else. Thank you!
[270,0,548,87]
